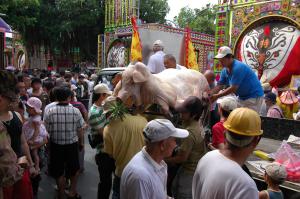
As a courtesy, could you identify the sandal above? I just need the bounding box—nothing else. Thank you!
[67,193,81,199]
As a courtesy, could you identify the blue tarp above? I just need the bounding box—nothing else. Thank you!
[0,17,12,32]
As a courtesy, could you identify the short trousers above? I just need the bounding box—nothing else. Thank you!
[49,142,79,178]
[238,96,263,113]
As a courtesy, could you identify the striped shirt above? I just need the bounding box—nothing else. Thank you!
[88,104,107,135]
[44,103,84,145]
[88,104,108,152]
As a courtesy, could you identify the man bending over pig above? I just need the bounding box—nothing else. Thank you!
[210,46,264,113]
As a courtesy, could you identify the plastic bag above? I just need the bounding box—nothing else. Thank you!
[273,141,300,182]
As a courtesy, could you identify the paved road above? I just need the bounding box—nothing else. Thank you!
[37,135,99,199]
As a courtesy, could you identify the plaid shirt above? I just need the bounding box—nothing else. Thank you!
[44,103,84,145]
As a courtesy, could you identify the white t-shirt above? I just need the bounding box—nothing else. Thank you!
[176,64,187,70]
[121,147,168,199]
[192,150,258,199]
[43,102,58,119]
[147,51,166,74]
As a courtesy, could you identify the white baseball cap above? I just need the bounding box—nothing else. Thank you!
[265,162,287,182]
[143,119,189,143]
[215,46,233,59]
[93,83,112,95]
[153,40,164,48]
[217,96,238,112]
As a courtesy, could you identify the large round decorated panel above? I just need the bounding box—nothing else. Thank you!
[235,16,300,87]
[106,40,126,68]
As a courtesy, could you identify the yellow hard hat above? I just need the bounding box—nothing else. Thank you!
[223,107,263,136]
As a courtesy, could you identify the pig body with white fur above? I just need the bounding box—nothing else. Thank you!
[115,62,209,113]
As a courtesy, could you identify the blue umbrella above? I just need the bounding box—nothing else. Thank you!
[0,17,12,32]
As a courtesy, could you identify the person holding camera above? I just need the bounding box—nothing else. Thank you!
[88,84,114,199]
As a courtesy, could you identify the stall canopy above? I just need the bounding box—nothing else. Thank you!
[0,17,12,32]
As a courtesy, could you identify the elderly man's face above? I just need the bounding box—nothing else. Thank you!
[162,137,177,158]
[164,58,176,69]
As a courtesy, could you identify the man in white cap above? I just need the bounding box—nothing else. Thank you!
[120,119,189,199]
[147,40,166,74]
[88,83,113,199]
[210,46,264,113]
[208,96,237,150]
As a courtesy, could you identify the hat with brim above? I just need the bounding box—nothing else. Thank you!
[279,91,298,105]
[26,97,42,114]
[265,162,287,182]
[153,40,164,48]
[143,119,189,143]
[214,46,233,59]
[216,96,238,112]
[94,83,112,95]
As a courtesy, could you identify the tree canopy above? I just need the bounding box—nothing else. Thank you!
[174,4,216,35]
[0,0,170,63]
[139,0,170,24]
[1,0,105,61]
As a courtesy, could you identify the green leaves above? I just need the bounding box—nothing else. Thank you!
[1,0,170,62]
[140,0,170,24]
[109,101,129,121]
[174,4,216,35]
[1,0,105,61]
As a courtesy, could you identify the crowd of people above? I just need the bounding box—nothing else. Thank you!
[0,69,97,199]
[0,42,300,199]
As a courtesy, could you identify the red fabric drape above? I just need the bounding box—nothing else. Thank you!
[270,37,300,87]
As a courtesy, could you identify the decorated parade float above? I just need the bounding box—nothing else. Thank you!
[215,0,300,89]
[214,1,300,194]
[97,0,215,72]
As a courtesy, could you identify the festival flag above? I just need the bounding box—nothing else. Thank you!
[185,27,199,71]
[130,17,142,62]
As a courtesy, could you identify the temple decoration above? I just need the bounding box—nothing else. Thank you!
[98,0,215,71]
[105,0,137,31]
[215,0,300,87]
[185,27,199,71]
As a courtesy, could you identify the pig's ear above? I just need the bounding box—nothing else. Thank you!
[132,70,147,83]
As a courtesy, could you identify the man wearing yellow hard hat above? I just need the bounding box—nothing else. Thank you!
[193,108,262,199]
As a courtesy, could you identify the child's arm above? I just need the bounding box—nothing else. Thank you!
[258,190,268,199]
[30,121,40,141]
[30,137,48,150]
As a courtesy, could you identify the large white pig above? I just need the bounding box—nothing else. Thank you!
[115,62,209,113]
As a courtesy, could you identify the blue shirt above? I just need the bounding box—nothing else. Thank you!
[218,59,263,100]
